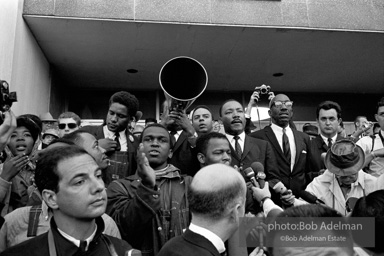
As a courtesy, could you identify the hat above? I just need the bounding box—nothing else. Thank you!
[324,139,365,176]
[302,123,318,136]
[134,111,143,121]
[17,115,41,142]
[39,112,56,122]
[43,129,59,139]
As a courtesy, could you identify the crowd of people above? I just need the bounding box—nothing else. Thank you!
[0,89,383,256]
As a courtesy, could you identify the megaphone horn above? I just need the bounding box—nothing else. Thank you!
[159,56,208,113]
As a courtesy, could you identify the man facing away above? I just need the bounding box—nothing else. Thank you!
[1,146,134,256]
[106,124,191,256]
[157,164,251,256]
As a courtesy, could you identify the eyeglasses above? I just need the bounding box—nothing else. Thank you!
[59,123,77,130]
[272,101,293,108]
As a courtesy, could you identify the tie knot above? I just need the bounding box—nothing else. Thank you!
[234,135,240,141]
[170,130,177,135]
[115,132,120,138]
[79,240,87,252]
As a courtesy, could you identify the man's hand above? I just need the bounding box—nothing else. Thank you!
[251,181,271,203]
[280,189,295,206]
[136,143,156,189]
[248,91,260,108]
[249,247,266,256]
[98,138,118,153]
[0,110,17,152]
[159,104,176,127]
[0,154,29,181]
[168,110,196,137]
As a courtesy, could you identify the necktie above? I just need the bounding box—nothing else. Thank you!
[114,132,121,151]
[328,138,333,149]
[282,128,291,163]
[79,240,87,252]
[234,135,242,158]
[170,131,177,148]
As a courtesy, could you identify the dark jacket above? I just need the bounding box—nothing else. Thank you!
[0,217,132,256]
[106,165,192,256]
[307,134,344,181]
[169,131,200,177]
[157,229,221,256]
[250,126,312,195]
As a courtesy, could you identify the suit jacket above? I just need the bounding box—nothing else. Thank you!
[250,126,311,195]
[307,134,345,181]
[229,134,280,186]
[169,131,200,177]
[79,125,139,179]
[157,229,221,256]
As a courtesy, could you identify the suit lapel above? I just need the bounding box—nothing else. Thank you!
[241,136,253,161]
[229,143,240,162]
[293,130,302,166]
[264,126,286,160]
[315,135,328,153]
[173,131,187,152]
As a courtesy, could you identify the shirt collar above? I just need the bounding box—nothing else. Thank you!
[189,223,226,254]
[320,133,337,144]
[57,224,97,251]
[270,123,291,133]
[103,125,126,139]
[226,131,246,142]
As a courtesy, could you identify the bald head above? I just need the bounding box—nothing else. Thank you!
[188,164,246,220]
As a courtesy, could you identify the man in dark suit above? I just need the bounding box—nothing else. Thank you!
[219,99,280,185]
[250,94,311,196]
[157,164,256,256]
[80,91,139,184]
[308,101,344,180]
[160,102,200,176]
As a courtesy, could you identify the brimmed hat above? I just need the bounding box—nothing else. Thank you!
[39,112,56,122]
[43,129,59,139]
[325,139,365,176]
[302,123,318,136]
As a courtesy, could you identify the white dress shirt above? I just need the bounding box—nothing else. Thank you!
[103,125,128,152]
[320,133,337,148]
[57,224,97,251]
[225,132,246,153]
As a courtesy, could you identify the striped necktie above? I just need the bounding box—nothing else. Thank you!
[282,128,291,163]
[234,135,242,158]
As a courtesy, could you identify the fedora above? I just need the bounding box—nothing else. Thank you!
[324,139,365,176]
[39,112,56,122]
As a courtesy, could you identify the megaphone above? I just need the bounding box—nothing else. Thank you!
[159,56,208,113]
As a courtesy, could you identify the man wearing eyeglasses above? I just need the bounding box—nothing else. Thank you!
[250,94,312,200]
[57,111,81,138]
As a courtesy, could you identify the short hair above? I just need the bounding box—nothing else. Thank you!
[219,99,242,117]
[58,111,81,126]
[278,204,343,218]
[16,115,42,142]
[352,190,384,254]
[316,101,342,119]
[109,91,139,118]
[145,117,157,124]
[376,97,384,112]
[62,130,89,145]
[140,123,172,148]
[192,105,214,120]
[188,175,244,220]
[35,146,89,193]
[196,132,228,155]
[49,138,76,146]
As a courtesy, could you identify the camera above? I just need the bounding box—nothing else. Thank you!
[0,80,17,112]
[254,84,271,95]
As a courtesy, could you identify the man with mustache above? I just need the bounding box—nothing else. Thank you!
[219,99,280,187]
[250,94,312,198]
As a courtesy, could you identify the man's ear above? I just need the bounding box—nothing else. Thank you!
[168,148,173,159]
[42,189,59,210]
[339,118,342,125]
[197,153,206,165]
[228,203,242,223]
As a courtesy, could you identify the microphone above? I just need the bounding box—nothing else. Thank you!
[296,190,325,205]
[272,181,290,195]
[251,162,266,189]
[243,167,258,187]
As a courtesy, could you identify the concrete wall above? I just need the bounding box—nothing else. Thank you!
[0,0,51,117]
[24,0,384,32]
